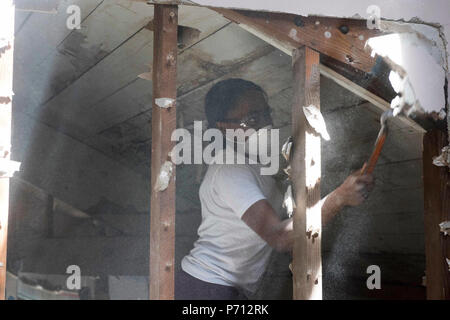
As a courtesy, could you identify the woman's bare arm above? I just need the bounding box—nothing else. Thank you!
[241,172,374,252]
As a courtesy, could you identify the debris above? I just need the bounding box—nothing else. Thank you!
[138,72,152,81]
[367,32,446,116]
[447,258,450,272]
[281,137,292,177]
[283,185,296,217]
[154,161,173,191]
[288,29,300,42]
[155,98,175,109]
[303,104,330,140]
[432,146,450,167]
[439,221,450,236]
[281,136,293,161]
[421,274,426,287]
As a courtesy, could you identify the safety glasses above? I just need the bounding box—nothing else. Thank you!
[221,108,273,130]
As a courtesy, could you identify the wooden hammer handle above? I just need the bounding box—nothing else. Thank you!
[361,132,387,175]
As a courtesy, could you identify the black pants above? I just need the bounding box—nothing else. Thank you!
[175,270,248,300]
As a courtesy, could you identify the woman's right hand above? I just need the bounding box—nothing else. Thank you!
[336,170,375,207]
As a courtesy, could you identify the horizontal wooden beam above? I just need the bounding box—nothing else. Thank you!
[212,8,384,73]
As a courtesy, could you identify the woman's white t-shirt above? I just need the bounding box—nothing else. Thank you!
[181,158,283,294]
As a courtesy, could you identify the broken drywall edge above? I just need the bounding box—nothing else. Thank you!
[379,21,447,68]
[155,98,175,108]
[0,158,21,178]
[154,161,173,191]
[367,32,446,116]
[440,221,450,236]
[432,146,450,168]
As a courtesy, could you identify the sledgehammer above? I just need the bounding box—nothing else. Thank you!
[361,109,394,175]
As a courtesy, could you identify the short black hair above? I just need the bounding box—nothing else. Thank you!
[204,78,267,128]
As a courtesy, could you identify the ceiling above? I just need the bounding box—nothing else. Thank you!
[12,1,399,178]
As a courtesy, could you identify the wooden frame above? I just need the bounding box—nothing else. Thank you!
[423,129,450,299]
[291,47,322,300]
[121,4,440,300]
[149,4,178,300]
[4,1,446,301]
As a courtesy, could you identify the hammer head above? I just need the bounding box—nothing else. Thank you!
[381,109,394,126]
[378,109,394,138]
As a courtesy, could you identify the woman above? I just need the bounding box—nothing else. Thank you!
[176,78,374,300]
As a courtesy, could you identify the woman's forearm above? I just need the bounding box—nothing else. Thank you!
[274,172,374,251]
[274,189,345,252]
[321,188,346,225]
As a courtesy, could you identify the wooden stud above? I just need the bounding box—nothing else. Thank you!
[423,129,450,299]
[291,46,322,300]
[149,4,178,300]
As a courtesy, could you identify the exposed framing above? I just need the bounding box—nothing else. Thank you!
[211,8,425,133]
[423,129,450,299]
[3,1,447,301]
[291,47,322,299]
[149,4,178,300]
